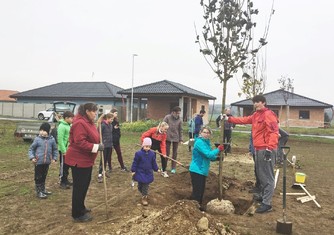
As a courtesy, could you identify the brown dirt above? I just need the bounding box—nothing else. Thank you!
[1,138,334,235]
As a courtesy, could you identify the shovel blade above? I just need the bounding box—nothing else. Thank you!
[276,218,292,234]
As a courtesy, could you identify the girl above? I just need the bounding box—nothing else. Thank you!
[131,137,159,206]
[141,122,169,177]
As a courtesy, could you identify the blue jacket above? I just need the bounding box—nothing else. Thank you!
[131,149,159,184]
[28,135,58,165]
[189,137,220,176]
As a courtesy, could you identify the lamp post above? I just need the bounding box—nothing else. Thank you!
[130,54,138,123]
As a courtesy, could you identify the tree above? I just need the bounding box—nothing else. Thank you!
[195,0,274,200]
[240,51,267,98]
[278,75,294,128]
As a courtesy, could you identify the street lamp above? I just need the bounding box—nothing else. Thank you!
[130,54,138,123]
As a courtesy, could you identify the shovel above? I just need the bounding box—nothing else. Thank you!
[276,146,293,234]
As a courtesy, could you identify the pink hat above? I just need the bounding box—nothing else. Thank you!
[142,137,152,146]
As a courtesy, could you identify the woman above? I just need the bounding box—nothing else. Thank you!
[65,103,104,222]
[141,122,169,177]
[189,126,224,210]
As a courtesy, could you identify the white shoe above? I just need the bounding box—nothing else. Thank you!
[161,171,169,178]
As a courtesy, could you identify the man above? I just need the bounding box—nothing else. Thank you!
[163,106,183,175]
[194,110,206,138]
[223,95,279,213]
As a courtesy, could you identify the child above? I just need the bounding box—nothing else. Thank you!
[57,111,74,189]
[28,122,58,199]
[97,113,114,183]
[141,122,169,177]
[131,137,159,206]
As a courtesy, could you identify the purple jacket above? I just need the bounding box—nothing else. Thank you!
[131,149,159,184]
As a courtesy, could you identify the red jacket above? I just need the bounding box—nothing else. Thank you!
[65,114,100,168]
[141,127,167,155]
[228,108,279,151]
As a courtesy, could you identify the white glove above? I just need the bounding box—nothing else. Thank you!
[222,114,229,121]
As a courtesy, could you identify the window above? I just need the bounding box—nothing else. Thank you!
[299,110,310,119]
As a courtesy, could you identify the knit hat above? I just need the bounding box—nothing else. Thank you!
[40,122,51,134]
[142,137,152,147]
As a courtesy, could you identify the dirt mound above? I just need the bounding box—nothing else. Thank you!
[118,199,237,235]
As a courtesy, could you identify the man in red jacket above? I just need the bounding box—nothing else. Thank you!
[223,95,279,213]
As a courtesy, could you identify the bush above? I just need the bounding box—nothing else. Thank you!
[121,120,161,132]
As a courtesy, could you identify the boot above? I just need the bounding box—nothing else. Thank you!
[41,184,52,195]
[141,195,148,206]
[36,184,47,199]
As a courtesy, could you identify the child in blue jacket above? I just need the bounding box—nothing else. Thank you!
[28,122,58,199]
[131,137,159,206]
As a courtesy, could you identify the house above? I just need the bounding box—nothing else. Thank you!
[118,80,216,122]
[230,89,333,128]
[8,82,125,120]
[10,82,124,105]
[0,90,18,102]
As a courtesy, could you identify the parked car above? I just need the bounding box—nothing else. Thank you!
[37,108,54,120]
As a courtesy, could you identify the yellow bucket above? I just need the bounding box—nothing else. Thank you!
[295,172,306,184]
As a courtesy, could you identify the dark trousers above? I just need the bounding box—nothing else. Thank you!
[223,130,232,153]
[112,142,125,169]
[190,171,206,205]
[99,147,112,174]
[59,152,70,184]
[166,141,179,169]
[151,138,166,171]
[138,182,150,196]
[35,164,49,185]
[71,166,92,218]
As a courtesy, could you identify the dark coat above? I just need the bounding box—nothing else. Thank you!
[101,120,113,148]
[131,149,159,184]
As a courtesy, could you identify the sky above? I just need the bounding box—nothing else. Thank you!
[1,0,333,105]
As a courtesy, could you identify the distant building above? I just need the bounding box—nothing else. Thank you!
[118,80,216,122]
[231,89,333,128]
[0,90,18,102]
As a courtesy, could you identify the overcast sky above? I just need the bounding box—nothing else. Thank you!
[1,0,333,105]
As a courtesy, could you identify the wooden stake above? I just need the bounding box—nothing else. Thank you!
[274,169,280,189]
[298,184,321,208]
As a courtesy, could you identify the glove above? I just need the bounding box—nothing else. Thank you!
[218,145,224,152]
[98,144,104,151]
[264,150,272,161]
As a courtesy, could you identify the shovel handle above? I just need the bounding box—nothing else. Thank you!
[281,146,290,156]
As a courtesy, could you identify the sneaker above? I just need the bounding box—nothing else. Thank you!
[73,213,93,223]
[253,193,263,202]
[36,192,47,199]
[60,182,71,189]
[42,190,52,195]
[141,196,148,206]
[161,171,169,178]
[97,174,103,183]
[121,167,129,172]
[171,168,176,174]
[255,203,272,213]
[65,181,73,186]
[104,171,110,178]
